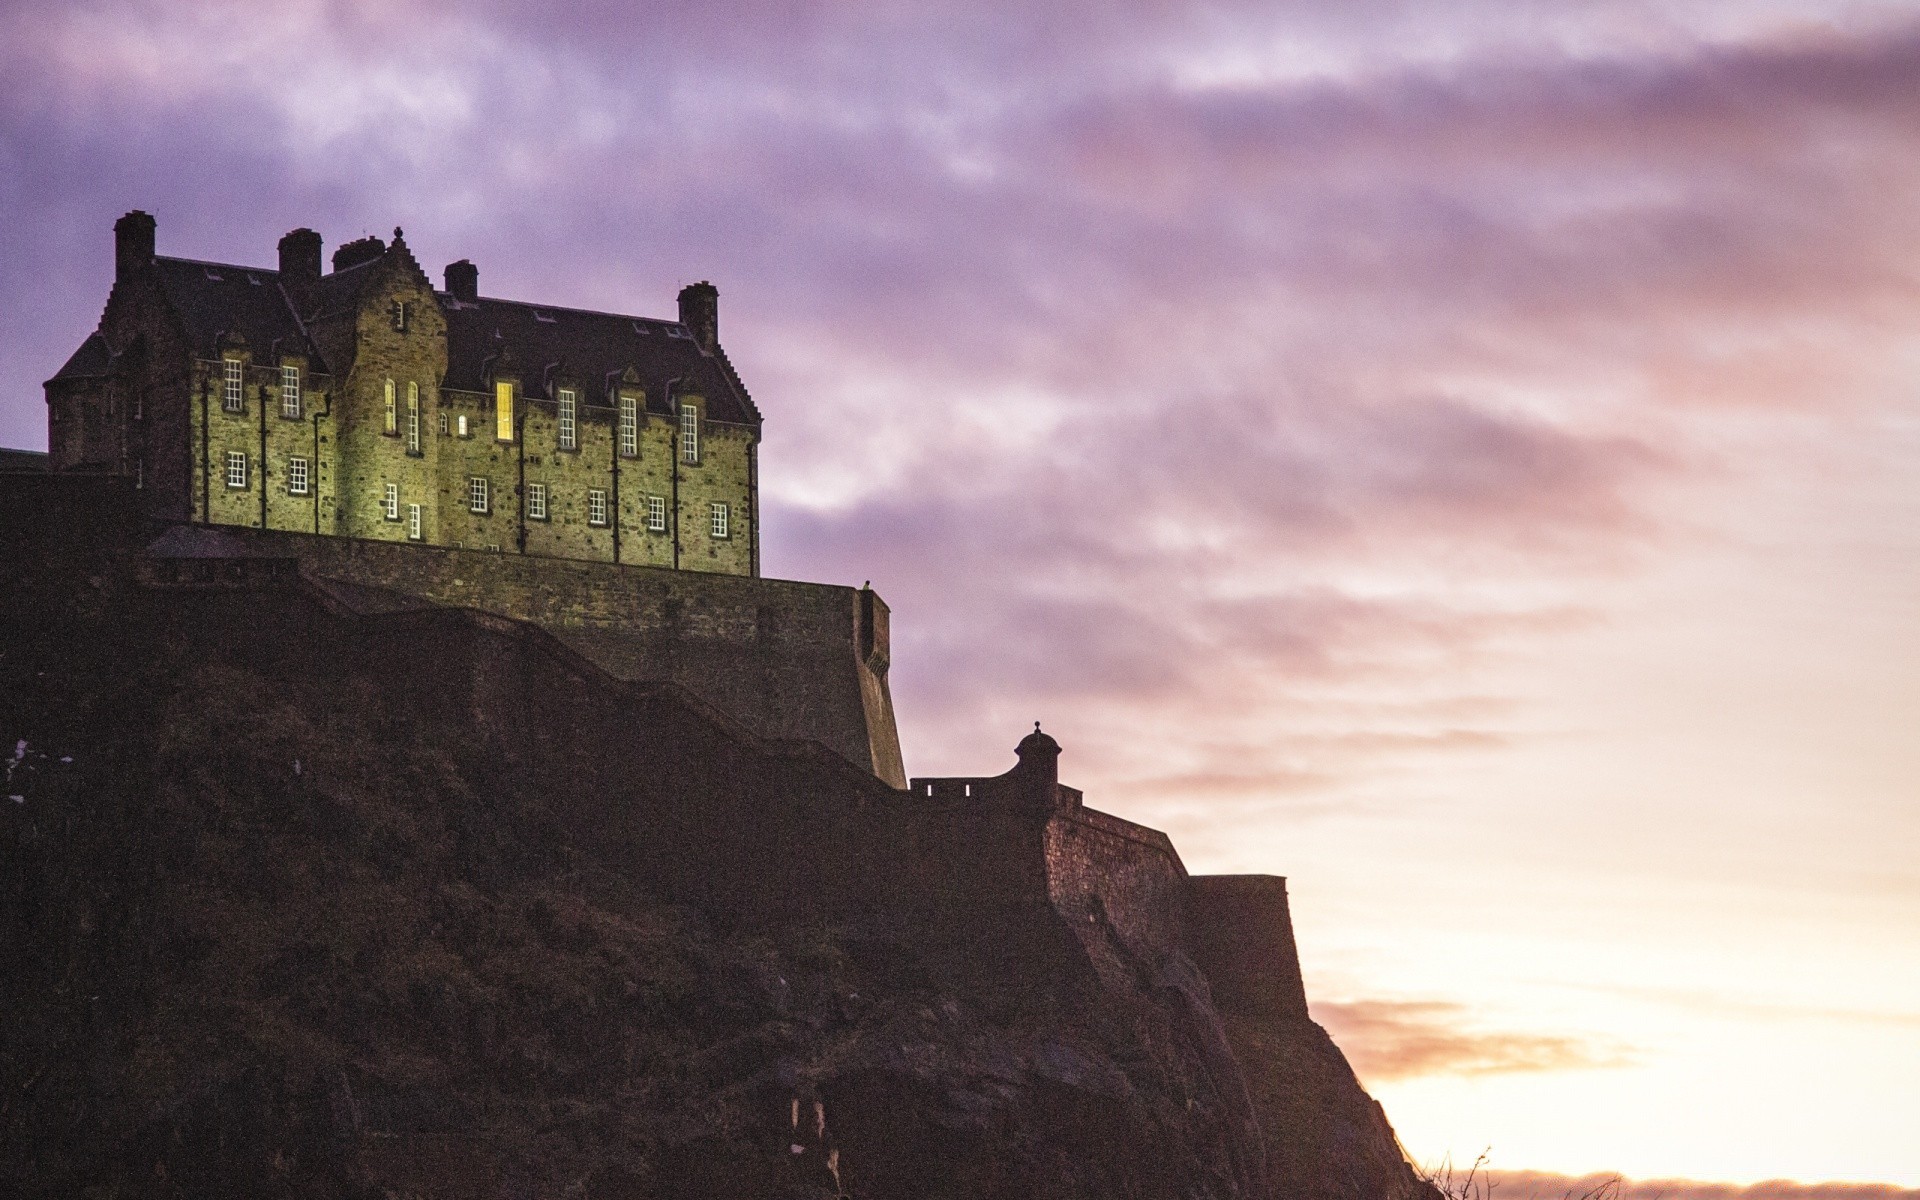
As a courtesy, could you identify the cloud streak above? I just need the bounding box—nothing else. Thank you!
[1312,1000,1635,1083]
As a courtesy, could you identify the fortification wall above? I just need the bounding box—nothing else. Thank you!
[1045,806,1190,973]
[1185,875,1310,1023]
[188,523,904,787]
[0,475,902,786]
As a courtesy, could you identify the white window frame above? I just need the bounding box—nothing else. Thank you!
[225,450,247,488]
[287,456,309,495]
[222,359,244,412]
[407,503,422,541]
[382,482,399,521]
[618,395,638,457]
[406,382,421,454]
[468,476,489,513]
[281,365,301,418]
[588,488,608,527]
[679,404,699,463]
[557,388,578,451]
[710,501,729,539]
[527,482,548,520]
[384,378,397,434]
[646,495,667,532]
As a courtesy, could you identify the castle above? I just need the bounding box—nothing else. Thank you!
[3,211,1434,1197]
[46,211,757,575]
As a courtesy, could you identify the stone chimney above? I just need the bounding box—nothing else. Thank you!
[445,259,478,302]
[678,281,718,351]
[278,228,322,284]
[114,210,156,283]
[331,235,386,273]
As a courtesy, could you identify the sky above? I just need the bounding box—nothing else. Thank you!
[2,0,1916,1189]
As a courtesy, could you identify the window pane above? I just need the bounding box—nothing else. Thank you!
[495,382,514,442]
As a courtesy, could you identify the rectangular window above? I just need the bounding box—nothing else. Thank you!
[679,404,700,463]
[646,495,667,532]
[382,482,399,520]
[527,482,548,520]
[406,382,421,454]
[588,488,608,526]
[495,381,515,442]
[407,503,422,541]
[457,413,469,438]
[557,388,577,450]
[288,456,309,495]
[618,395,638,457]
[281,365,301,418]
[468,476,489,513]
[710,501,729,539]
[225,450,247,488]
[222,359,244,412]
[384,379,397,434]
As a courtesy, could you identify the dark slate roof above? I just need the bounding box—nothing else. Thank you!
[151,257,315,364]
[440,296,760,425]
[49,242,759,428]
[48,332,112,382]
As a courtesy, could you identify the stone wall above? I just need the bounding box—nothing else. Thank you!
[1045,806,1192,982]
[1186,875,1310,1023]
[177,521,905,787]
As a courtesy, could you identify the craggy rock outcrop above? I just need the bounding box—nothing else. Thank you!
[0,478,1435,1199]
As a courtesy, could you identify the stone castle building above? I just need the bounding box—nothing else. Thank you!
[46,211,758,575]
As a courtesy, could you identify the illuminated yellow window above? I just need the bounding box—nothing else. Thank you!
[383,379,397,434]
[495,381,515,442]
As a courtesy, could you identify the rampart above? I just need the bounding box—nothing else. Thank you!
[136,510,904,787]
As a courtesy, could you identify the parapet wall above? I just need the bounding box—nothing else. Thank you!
[154,521,906,787]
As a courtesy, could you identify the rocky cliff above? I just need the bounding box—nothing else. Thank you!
[0,476,1436,1199]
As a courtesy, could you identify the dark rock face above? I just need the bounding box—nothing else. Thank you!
[0,482,1436,1199]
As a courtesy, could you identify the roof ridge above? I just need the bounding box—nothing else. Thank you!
[157,254,277,276]
[440,292,682,327]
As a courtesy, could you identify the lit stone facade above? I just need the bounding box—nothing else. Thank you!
[45,211,760,576]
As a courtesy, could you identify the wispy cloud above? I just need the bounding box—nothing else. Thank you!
[1311,999,1635,1083]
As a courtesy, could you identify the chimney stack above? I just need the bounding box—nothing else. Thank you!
[445,259,478,302]
[331,235,386,273]
[114,210,156,283]
[678,281,718,351]
[278,228,322,283]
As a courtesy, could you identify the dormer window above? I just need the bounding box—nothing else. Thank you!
[557,388,577,451]
[222,359,244,412]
